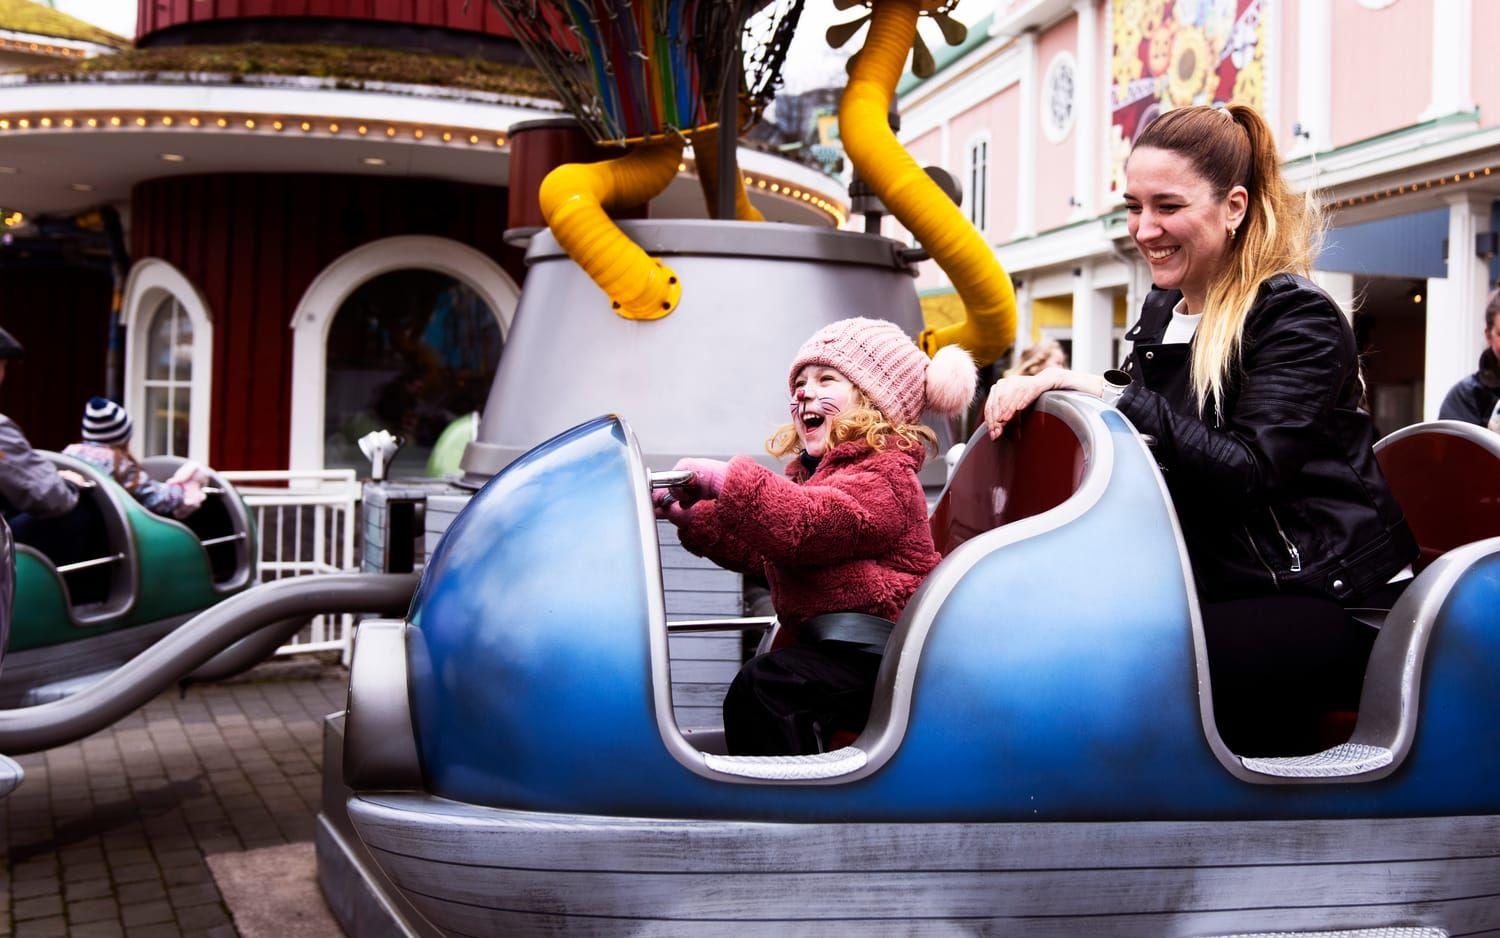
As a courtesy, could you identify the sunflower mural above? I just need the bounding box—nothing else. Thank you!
[1106,0,1265,195]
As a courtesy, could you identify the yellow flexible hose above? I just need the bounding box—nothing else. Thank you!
[693,124,765,221]
[538,139,685,320]
[840,0,1016,362]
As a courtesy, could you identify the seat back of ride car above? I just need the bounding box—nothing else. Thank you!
[929,408,1089,556]
[30,453,139,626]
[139,456,255,592]
[1374,421,1500,571]
[0,517,12,665]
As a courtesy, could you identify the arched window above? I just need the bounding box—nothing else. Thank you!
[323,270,503,476]
[288,236,519,472]
[964,133,990,233]
[142,295,195,457]
[122,259,214,463]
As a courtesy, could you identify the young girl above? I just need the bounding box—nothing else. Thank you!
[656,317,977,756]
[63,397,209,520]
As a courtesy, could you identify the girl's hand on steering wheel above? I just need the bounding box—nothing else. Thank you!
[983,375,1049,439]
[672,458,729,504]
[652,488,692,525]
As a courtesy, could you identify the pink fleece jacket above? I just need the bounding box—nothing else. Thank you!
[675,440,941,632]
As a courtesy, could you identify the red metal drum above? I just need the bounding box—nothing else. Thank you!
[136,0,517,44]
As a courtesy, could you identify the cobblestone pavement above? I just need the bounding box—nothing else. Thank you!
[2,659,348,937]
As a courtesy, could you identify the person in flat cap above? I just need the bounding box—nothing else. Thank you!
[0,326,80,522]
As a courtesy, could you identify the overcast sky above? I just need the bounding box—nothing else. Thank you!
[52,0,135,38]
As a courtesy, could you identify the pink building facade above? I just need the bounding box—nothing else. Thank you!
[898,0,1500,430]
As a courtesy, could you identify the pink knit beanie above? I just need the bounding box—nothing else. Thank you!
[788,317,978,425]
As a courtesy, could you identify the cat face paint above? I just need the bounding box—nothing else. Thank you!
[790,364,857,457]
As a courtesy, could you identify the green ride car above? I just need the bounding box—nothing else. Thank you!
[3,452,256,705]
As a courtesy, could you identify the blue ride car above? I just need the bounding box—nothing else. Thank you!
[326,396,1500,936]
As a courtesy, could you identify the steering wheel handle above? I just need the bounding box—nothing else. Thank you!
[649,470,696,489]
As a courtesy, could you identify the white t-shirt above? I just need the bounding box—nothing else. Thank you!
[1163,297,1203,344]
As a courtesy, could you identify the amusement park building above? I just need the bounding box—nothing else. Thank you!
[898,0,1500,433]
[0,0,846,474]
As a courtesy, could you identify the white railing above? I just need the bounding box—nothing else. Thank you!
[219,468,361,657]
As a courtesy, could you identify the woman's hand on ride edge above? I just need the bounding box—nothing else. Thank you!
[983,373,1053,439]
[983,367,1104,438]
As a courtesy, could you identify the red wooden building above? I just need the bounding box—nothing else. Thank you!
[0,0,845,474]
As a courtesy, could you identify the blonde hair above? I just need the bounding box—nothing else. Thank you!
[1130,104,1324,411]
[1005,338,1066,378]
[767,387,938,460]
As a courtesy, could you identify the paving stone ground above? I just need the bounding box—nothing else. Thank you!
[1,657,349,937]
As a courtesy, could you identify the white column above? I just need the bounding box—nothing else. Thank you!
[1294,0,1332,155]
[1311,270,1356,320]
[1071,264,1115,375]
[1071,0,1098,220]
[939,119,951,174]
[1013,29,1038,239]
[1013,278,1034,358]
[1424,193,1492,420]
[1422,0,1474,120]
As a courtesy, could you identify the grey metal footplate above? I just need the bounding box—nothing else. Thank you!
[1240,742,1394,779]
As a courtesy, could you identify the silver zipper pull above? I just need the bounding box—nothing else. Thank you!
[1268,508,1303,573]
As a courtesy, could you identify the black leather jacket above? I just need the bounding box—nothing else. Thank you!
[1116,273,1416,604]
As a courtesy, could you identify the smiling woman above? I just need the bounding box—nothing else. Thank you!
[982,103,1418,757]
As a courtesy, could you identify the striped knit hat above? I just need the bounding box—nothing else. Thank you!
[82,397,133,445]
[788,318,977,425]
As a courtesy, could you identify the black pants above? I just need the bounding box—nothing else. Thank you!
[1201,595,1377,757]
[723,642,883,756]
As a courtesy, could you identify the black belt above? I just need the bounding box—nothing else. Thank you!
[800,612,895,654]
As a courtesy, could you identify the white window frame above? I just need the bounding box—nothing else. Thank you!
[288,235,521,472]
[122,259,214,463]
[963,131,992,235]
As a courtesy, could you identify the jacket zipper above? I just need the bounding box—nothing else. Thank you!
[1215,401,1301,579]
[1243,525,1279,588]
[1267,507,1303,573]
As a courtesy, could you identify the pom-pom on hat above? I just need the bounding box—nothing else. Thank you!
[789,317,978,425]
[82,397,133,445]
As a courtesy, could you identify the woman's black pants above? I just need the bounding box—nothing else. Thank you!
[723,641,883,756]
[1201,594,1377,756]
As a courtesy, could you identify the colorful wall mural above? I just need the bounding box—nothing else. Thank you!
[1107,0,1266,194]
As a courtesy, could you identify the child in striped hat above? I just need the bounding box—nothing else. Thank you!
[62,397,208,519]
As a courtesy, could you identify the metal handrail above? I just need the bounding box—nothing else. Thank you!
[197,533,247,548]
[55,553,125,575]
[666,616,776,633]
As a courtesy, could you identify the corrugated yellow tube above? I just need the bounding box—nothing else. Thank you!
[692,124,765,221]
[840,0,1016,362]
[539,139,685,320]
